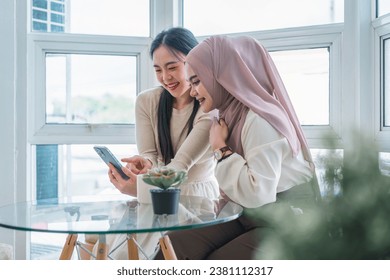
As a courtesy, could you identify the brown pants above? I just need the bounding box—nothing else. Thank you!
[154,179,320,260]
[154,215,275,260]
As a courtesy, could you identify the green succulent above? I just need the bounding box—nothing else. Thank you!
[142,167,188,190]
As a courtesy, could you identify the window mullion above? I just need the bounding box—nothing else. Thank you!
[150,0,182,37]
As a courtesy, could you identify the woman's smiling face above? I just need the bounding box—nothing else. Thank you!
[153,45,190,99]
[185,63,214,113]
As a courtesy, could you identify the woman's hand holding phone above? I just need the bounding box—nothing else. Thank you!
[94,146,153,197]
[107,163,138,197]
[108,156,152,197]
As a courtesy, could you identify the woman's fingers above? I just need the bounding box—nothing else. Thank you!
[107,163,137,196]
[210,118,229,149]
[219,118,227,128]
[122,156,152,174]
[121,165,137,181]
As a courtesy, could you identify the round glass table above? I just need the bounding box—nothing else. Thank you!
[0,195,243,260]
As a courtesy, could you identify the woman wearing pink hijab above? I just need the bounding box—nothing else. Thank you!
[155,35,321,260]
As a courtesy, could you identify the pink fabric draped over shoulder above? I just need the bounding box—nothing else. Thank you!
[186,35,313,167]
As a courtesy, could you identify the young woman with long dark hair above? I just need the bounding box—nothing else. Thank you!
[95,27,219,260]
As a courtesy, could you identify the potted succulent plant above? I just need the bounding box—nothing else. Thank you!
[142,167,188,215]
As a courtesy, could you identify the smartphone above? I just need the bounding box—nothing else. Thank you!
[93,146,130,180]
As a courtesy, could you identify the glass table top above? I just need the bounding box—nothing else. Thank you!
[0,195,243,235]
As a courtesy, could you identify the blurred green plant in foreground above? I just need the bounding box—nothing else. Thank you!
[255,134,390,259]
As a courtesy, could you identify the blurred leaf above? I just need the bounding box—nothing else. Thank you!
[253,132,390,259]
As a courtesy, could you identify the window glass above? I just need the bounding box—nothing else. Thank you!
[311,150,390,201]
[270,48,330,125]
[311,149,343,198]
[32,0,65,33]
[184,0,344,36]
[35,144,137,198]
[384,39,390,127]
[33,9,47,21]
[31,233,65,259]
[32,143,137,259]
[379,152,390,176]
[33,0,48,10]
[377,0,390,17]
[46,54,137,124]
[31,0,149,36]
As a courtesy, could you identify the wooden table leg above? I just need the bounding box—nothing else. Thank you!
[96,235,108,260]
[78,240,95,260]
[127,234,139,260]
[59,234,78,260]
[159,235,177,260]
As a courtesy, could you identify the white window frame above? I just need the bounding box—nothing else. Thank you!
[27,33,151,145]
[373,14,390,152]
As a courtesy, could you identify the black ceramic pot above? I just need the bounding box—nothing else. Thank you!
[150,188,181,215]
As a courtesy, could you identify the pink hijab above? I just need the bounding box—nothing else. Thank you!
[186,35,313,166]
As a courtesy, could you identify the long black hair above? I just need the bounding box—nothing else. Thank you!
[150,27,199,165]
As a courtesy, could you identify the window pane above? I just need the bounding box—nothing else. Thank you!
[31,0,149,36]
[51,13,64,24]
[184,0,344,36]
[50,24,64,32]
[46,54,137,124]
[33,21,47,31]
[377,0,390,17]
[35,144,138,198]
[33,0,47,10]
[311,149,343,198]
[32,0,65,33]
[32,143,137,260]
[50,1,64,13]
[379,152,390,176]
[33,9,47,21]
[384,39,390,127]
[270,48,330,125]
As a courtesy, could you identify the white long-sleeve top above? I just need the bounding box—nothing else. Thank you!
[216,110,313,208]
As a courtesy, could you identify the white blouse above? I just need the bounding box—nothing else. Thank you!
[215,110,313,208]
